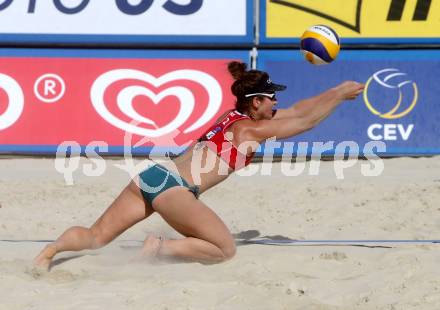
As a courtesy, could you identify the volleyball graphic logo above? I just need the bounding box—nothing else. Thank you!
[300,25,340,65]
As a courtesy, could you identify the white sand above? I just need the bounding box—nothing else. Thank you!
[1,156,440,309]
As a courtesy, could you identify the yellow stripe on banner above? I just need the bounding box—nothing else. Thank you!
[266,0,440,39]
[301,30,340,59]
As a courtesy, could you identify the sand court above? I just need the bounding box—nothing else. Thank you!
[1,157,440,309]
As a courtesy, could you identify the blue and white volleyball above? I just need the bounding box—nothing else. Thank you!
[300,25,340,65]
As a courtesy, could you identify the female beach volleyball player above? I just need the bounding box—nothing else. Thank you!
[34,61,364,269]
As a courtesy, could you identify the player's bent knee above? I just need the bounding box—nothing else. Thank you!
[220,243,236,261]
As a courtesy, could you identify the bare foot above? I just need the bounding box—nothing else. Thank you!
[137,236,163,261]
[33,244,57,271]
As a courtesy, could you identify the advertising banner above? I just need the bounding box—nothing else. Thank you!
[0,49,249,155]
[0,0,253,45]
[257,49,440,156]
[261,0,440,44]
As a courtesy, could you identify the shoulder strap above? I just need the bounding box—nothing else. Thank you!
[221,111,250,131]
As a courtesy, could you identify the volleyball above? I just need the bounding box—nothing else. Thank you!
[300,25,340,65]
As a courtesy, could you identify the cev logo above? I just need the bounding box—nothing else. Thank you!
[363,68,418,119]
[0,73,24,130]
[90,69,222,138]
[363,68,417,141]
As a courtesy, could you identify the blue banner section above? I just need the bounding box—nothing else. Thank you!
[256,50,440,156]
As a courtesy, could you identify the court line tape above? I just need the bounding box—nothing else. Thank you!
[1,239,439,245]
[240,239,440,247]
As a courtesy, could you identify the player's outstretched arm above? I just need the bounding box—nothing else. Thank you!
[273,81,364,121]
[245,81,364,142]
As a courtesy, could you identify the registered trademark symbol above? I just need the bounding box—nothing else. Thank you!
[33,73,66,103]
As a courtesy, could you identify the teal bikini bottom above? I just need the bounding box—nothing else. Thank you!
[139,164,200,206]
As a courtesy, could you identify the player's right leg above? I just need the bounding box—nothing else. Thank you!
[33,180,153,270]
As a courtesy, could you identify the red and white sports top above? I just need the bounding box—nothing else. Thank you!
[199,110,255,170]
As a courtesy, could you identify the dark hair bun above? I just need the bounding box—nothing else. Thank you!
[228,61,247,80]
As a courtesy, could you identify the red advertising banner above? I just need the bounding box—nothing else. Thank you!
[0,51,247,154]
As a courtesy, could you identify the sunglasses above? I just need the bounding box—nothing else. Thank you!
[244,92,277,100]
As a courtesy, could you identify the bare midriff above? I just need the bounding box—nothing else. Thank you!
[164,143,233,194]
